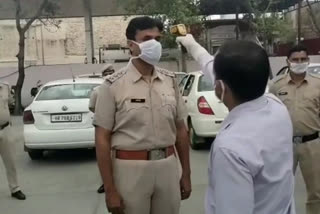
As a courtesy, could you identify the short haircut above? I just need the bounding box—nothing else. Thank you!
[287,44,308,58]
[214,40,270,102]
[126,16,164,41]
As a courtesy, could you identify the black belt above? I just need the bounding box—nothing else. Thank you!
[0,122,9,130]
[293,132,319,144]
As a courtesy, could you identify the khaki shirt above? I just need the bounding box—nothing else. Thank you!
[0,83,11,125]
[93,62,187,150]
[88,86,100,111]
[269,73,320,136]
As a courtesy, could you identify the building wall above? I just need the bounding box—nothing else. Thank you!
[0,16,132,65]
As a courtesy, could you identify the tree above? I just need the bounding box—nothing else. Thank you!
[200,0,296,45]
[13,0,59,115]
[119,0,202,48]
[305,0,320,37]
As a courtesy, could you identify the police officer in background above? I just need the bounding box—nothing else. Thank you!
[177,35,295,214]
[270,45,320,214]
[89,64,115,194]
[0,82,26,200]
[101,64,115,77]
[93,17,191,214]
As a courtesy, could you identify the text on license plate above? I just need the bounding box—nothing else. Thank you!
[51,114,82,123]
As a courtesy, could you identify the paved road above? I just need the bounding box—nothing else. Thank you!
[0,117,306,214]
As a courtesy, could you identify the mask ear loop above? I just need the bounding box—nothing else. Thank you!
[129,40,141,61]
[218,80,225,103]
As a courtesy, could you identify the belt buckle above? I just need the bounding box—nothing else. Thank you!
[148,149,166,160]
[293,136,303,144]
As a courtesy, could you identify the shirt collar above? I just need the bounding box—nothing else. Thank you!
[286,72,310,84]
[127,61,163,83]
[221,95,268,130]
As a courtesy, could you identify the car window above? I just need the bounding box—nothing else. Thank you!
[176,73,187,84]
[36,84,100,101]
[183,75,195,96]
[198,75,214,92]
[179,75,189,93]
[308,66,320,75]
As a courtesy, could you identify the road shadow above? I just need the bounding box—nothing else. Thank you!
[191,139,214,151]
[28,149,97,164]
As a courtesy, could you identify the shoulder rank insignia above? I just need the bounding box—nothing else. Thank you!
[272,73,287,84]
[105,68,127,83]
[157,67,175,78]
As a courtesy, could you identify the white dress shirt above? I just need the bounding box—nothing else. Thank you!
[199,53,295,214]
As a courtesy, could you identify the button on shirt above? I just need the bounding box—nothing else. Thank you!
[269,73,320,136]
[0,83,11,125]
[93,62,187,150]
[205,95,295,214]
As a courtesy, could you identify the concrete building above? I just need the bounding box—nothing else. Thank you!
[0,16,132,67]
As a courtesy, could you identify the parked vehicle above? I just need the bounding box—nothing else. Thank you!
[23,78,104,160]
[179,71,228,149]
[276,63,320,76]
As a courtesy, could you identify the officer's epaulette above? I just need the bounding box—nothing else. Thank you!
[105,68,127,84]
[157,67,175,78]
[272,73,287,84]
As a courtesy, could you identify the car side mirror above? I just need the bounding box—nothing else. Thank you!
[30,87,38,97]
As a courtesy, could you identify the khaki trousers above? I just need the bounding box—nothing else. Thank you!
[113,155,181,214]
[294,138,320,214]
[0,126,20,193]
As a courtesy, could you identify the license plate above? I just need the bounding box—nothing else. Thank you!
[51,114,82,123]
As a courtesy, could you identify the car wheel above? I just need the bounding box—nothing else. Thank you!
[28,150,44,160]
[189,122,204,150]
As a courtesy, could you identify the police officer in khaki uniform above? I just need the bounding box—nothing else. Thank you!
[270,45,320,214]
[89,65,114,194]
[93,17,191,214]
[0,82,26,200]
[89,64,114,113]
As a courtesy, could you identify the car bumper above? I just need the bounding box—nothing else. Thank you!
[191,116,224,137]
[24,125,95,150]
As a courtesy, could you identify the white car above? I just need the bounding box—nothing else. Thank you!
[179,71,228,150]
[23,78,104,160]
[276,63,320,76]
[76,73,103,78]
[175,72,187,84]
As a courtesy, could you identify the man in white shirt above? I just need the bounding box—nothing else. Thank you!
[177,35,295,214]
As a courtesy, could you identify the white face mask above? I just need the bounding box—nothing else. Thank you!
[214,80,225,103]
[131,39,162,66]
[290,62,309,74]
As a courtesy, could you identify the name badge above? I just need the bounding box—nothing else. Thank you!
[131,98,146,103]
[278,92,288,96]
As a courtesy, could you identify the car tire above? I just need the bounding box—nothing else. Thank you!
[189,122,204,150]
[28,150,44,160]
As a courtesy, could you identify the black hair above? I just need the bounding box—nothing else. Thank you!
[287,44,308,58]
[214,40,270,102]
[126,16,164,41]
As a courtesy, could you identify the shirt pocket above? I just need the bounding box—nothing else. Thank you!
[160,94,177,120]
[124,100,149,126]
[303,91,320,112]
[277,91,291,107]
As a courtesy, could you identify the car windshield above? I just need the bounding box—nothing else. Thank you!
[198,75,214,92]
[308,66,320,75]
[36,84,99,101]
